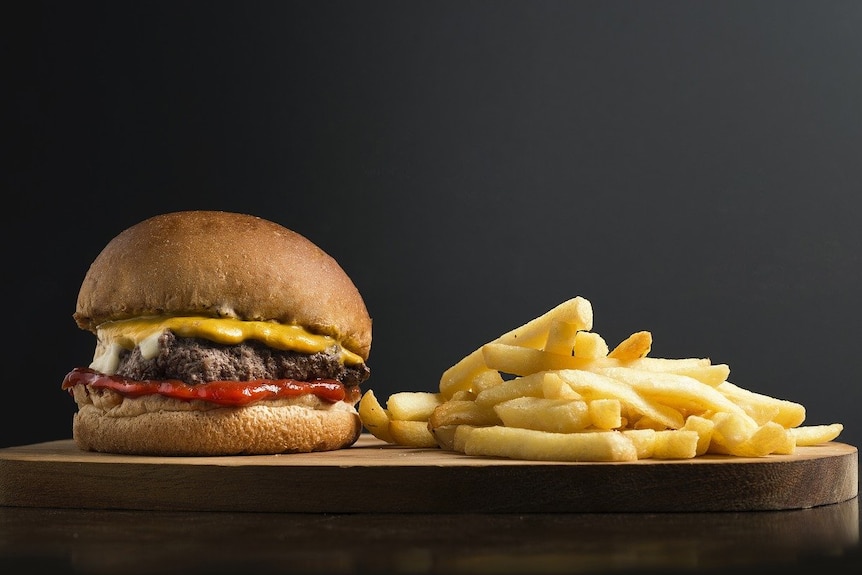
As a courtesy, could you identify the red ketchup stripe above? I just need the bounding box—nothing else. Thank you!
[62,367,345,406]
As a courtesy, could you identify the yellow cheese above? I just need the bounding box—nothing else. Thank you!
[90,316,363,375]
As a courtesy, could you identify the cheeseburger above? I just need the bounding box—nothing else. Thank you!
[62,210,371,455]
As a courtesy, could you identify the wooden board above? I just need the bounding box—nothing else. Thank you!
[0,435,856,513]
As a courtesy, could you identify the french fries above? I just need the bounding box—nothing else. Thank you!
[359,296,845,462]
[439,296,593,397]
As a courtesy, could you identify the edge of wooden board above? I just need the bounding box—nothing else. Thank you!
[1,436,857,513]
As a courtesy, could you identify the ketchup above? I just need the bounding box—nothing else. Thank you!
[62,367,348,406]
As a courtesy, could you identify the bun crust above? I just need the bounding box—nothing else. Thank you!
[71,398,362,456]
[74,210,371,360]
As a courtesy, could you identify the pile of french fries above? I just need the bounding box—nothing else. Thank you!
[359,296,844,461]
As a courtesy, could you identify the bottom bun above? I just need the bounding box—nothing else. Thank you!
[72,398,362,456]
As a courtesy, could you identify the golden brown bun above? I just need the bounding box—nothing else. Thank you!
[74,210,372,360]
[71,395,362,456]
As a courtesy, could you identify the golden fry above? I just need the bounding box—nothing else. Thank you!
[543,320,580,356]
[498,297,594,348]
[387,391,444,422]
[474,372,548,407]
[493,397,591,433]
[790,423,844,446]
[573,331,609,359]
[439,349,487,399]
[430,424,459,451]
[389,420,439,448]
[588,398,623,430]
[462,426,638,462]
[471,369,506,393]
[482,343,618,376]
[625,358,729,387]
[428,400,502,430]
[651,430,699,459]
[608,331,652,360]
[358,389,394,444]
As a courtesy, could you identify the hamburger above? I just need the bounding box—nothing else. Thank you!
[61,210,371,455]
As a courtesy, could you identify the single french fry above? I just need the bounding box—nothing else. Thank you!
[475,372,551,407]
[732,400,781,427]
[430,424,459,451]
[624,358,730,388]
[493,397,591,433]
[670,364,730,387]
[387,391,444,422]
[625,357,710,370]
[588,398,622,430]
[652,430,699,459]
[439,349,489,399]
[608,331,652,360]
[769,400,807,429]
[497,297,594,348]
[462,426,638,462]
[632,413,676,431]
[544,320,580,356]
[389,420,439,448]
[470,369,506,393]
[428,400,502,430]
[790,423,844,446]
[482,343,618,376]
[573,331,609,359]
[358,389,394,443]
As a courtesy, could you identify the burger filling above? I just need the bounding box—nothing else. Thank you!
[63,331,369,408]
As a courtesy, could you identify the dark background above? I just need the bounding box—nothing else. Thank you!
[4,1,860,451]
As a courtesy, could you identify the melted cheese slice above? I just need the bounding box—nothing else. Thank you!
[90,316,363,376]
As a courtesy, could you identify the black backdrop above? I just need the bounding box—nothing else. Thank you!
[4,1,861,450]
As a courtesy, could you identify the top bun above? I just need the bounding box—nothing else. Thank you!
[74,210,372,361]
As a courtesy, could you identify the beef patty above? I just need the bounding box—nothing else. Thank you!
[114,331,370,387]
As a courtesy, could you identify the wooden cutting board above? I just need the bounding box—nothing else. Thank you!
[0,435,856,513]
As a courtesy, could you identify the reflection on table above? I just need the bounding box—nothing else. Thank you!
[0,497,859,574]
